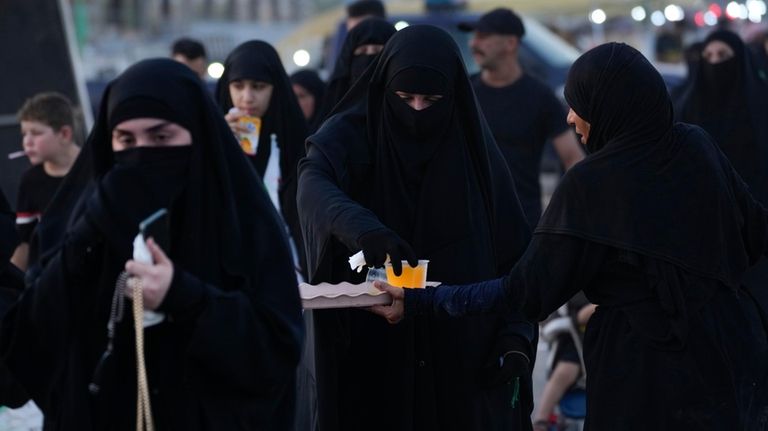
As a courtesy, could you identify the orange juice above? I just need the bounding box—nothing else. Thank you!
[385,260,429,288]
[238,116,261,156]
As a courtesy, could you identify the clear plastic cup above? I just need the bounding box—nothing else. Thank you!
[384,260,429,289]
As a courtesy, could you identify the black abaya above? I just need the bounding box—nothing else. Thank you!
[0,59,303,430]
[298,26,533,431]
[402,42,768,431]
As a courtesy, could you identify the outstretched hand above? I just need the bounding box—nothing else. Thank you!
[370,280,405,324]
[358,228,417,276]
[124,238,174,310]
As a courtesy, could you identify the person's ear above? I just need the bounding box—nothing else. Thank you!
[57,125,73,143]
[507,36,520,52]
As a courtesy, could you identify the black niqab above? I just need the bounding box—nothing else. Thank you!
[290,69,327,132]
[677,30,768,205]
[317,18,395,122]
[548,42,760,287]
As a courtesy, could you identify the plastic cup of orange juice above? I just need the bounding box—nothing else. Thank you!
[385,260,429,289]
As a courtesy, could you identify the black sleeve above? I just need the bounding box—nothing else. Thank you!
[406,234,607,322]
[157,261,304,394]
[0,215,105,402]
[298,144,387,256]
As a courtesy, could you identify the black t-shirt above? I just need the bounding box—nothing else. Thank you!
[471,73,569,227]
[15,165,64,243]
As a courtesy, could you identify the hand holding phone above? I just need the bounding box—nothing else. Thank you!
[129,208,170,326]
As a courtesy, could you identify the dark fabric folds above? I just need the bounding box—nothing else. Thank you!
[552,42,761,288]
[676,30,768,206]
[0,59,303,430]
[316,18,395,123]
[298,25,533,431]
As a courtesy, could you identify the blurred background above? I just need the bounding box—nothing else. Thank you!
[3,0,768,201]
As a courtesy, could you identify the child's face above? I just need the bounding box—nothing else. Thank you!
[228,79,273,118]
[20,120,70,165]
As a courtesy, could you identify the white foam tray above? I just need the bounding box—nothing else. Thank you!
[299,281,440,310]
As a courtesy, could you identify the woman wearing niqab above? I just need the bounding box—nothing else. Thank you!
[315,17,395,122]
[374,42,768,430]
[216,40,308,277]
[0,59,303,430]
[676,29,768,325]
[298,26,534,431]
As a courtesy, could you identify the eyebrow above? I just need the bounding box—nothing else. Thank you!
[113,121,171,135]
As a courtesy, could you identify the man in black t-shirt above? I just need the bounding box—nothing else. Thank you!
[459,9,584,228]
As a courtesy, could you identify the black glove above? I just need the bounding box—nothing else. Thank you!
[357,228,417,276]
[479,335,531,388]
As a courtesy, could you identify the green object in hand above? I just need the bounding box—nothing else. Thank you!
[510,377,520,408]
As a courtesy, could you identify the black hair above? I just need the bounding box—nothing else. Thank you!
[171,37,207,60]
[346,0,386,18]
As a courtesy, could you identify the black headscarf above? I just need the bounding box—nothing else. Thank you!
[215,40,308,180]
[305,24,530,280]
[215,40,308,274]
[677,30,768,205]
[290,69,327,132]
[542,42,762,287]
[316,18,395,123]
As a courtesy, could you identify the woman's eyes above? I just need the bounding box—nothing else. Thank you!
[152,132,172,143]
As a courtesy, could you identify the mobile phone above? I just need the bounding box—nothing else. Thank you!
[139,208,170,252]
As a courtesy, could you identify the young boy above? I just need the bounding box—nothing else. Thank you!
[11,92,80,271]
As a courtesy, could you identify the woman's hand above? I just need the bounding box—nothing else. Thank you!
[370,280,405,324]
[124,238,174,310]
[224,108,250,136]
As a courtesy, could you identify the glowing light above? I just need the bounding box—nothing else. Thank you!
[631,6,647,21]
[694,11,705,26]
[590,8,607,24]
[704,10,719,25]
[726,1,743,19]
[394,20,409,31]
[650,10,667,26]
[293,49,311,67]
[664,4,685,21]
[747,0,767,15]
[207,62,224,79]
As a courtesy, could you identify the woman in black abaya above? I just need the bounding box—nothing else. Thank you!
[374,43,768,430]
[677,29,768,329]
[315,17,395,122]
[290,69,327,133]
[298,26,533,431]
[0,59,303,430]
[216,40,308,277]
